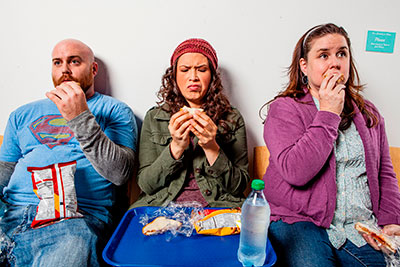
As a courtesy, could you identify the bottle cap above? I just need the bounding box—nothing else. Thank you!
[251,179,265,190]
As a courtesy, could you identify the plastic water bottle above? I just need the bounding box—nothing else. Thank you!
[238,179,270,267]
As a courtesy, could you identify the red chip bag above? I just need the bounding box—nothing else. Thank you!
[27,161,83,228]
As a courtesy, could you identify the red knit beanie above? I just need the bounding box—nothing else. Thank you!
[170,38,218,70]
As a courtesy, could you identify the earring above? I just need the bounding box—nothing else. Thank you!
[301,75,308,85]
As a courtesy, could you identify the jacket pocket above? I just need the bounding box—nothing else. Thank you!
[150,133,171,146]
[217,134,237,146]
[145,188,170,206]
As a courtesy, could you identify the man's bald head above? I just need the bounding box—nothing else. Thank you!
[51,39,98,96]
[52,39,95,62]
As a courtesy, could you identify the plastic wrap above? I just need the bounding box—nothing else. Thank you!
[385,251,400,267]
[139,201,204,241]
[0,201,14,263]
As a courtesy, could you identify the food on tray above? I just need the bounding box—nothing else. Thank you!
[193,208,241,236]
[181,106,204,115]
[142,216,182,236]
[355,222,398,253]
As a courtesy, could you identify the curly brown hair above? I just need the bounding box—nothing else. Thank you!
[156,59,234,138]
[262,23,378,130]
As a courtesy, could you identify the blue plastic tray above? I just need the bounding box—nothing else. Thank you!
[103,207,276,266]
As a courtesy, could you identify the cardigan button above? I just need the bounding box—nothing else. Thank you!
[195,168,201,174]
[205,189,212,196]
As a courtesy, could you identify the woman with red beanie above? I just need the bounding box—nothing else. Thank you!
[131,38,250,208]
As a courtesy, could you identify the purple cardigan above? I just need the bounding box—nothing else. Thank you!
[263,92,400,228]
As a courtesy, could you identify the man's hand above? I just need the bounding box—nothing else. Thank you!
[46,81,89,121]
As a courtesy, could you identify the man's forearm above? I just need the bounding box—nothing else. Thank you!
[0,161,16,196]
[67,110,135,185]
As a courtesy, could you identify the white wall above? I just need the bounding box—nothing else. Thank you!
[1,0,399,169]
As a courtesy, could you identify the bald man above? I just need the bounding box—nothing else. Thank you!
[0,39,137,266]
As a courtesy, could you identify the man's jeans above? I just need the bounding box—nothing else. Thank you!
[0,200,108,266]
[269,220,386,267]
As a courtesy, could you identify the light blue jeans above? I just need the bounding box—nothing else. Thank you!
[0,200,109,267]
[269,220,386,267]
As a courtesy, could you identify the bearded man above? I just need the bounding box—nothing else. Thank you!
[0,39,137,266]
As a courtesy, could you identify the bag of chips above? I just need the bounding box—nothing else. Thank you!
[27,160,83,228]
[193,208,241,236]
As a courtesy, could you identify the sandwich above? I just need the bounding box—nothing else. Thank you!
[181,106,204,115]
[142,216,182,236]
[323,73,345,84]
[336,74,345,84]
[354,222,398,253]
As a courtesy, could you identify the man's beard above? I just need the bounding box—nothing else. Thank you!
[52,74,93,93]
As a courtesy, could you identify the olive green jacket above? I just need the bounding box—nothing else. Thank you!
[130,105,250,208]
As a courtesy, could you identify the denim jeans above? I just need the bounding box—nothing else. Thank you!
[269,220,386,267]
[0,201,109,267]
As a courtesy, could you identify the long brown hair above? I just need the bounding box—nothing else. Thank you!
[262,23,378,130]
[157,59,233,139]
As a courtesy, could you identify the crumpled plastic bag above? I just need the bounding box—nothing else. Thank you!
[139,201,204,241]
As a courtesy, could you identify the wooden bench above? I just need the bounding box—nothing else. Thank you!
[253,146,400,189]
[2,135,399,202]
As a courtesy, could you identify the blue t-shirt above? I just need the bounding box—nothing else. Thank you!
[0,92,137,223]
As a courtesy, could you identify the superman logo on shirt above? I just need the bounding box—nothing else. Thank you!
[29,115,74,149]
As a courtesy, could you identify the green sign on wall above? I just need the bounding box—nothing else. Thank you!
[366,30,396,53]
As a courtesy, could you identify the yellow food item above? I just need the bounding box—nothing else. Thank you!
[194,208,241,236]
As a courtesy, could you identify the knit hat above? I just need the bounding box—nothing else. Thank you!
[170,38,218,70]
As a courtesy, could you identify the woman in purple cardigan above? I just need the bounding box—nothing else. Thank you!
[263,23,400,266]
